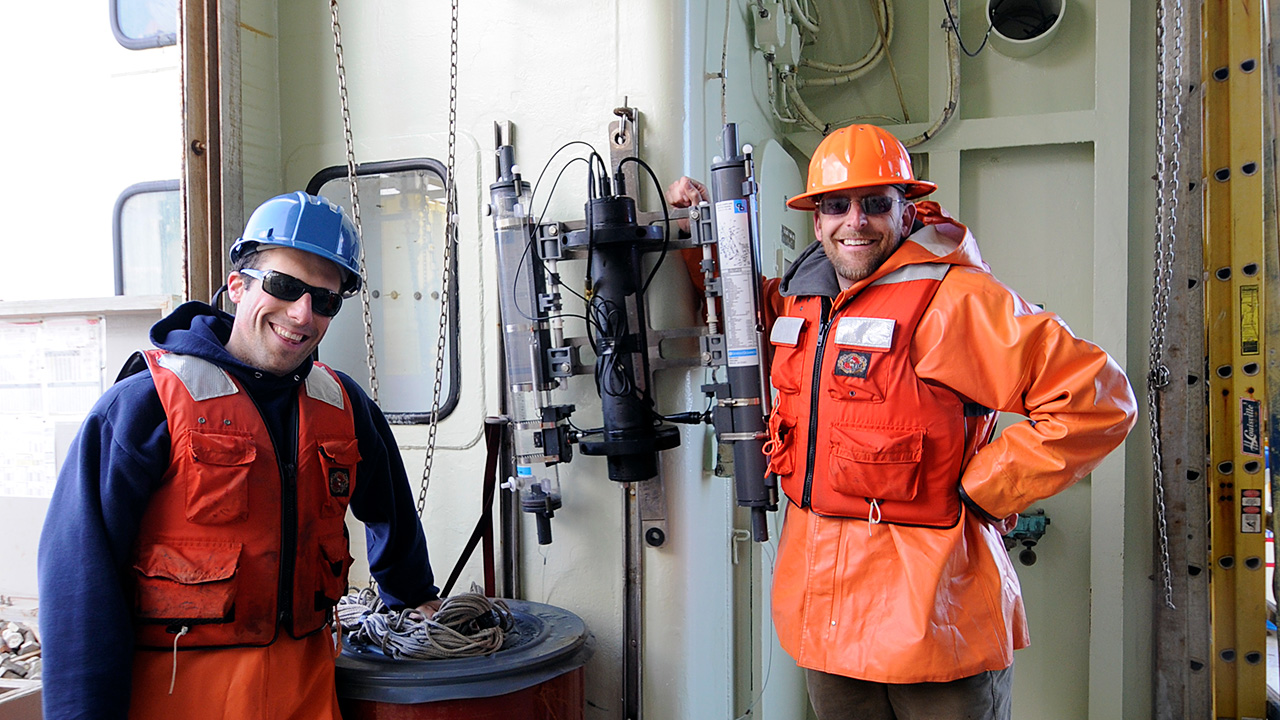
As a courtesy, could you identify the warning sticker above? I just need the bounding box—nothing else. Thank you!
[1241,489,1263,534]
[1242,513,1263,534]
[1240,285,1259,355]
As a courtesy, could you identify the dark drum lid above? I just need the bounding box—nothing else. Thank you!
[335,599,595,705]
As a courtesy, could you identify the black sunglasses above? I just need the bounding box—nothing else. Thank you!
[816,195,902,217]
[238,268,344,317]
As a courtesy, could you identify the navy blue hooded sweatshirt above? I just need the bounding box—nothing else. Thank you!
[37,301,438,719]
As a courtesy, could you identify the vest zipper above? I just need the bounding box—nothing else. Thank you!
[277,404,300,631]
[244,390,300,632]
[801,297,833,508]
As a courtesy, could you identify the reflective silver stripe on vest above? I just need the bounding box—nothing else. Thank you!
[870,262,950,287]
[156,353,239,401]
[906,225,952,257]
[305,367,345,410]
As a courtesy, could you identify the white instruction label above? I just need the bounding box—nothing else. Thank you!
[715,199,759,368]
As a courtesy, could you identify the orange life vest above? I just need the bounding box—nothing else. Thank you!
[131,350,360,650]
[765,263,970,528]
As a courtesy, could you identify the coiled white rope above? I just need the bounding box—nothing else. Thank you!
[337,588,515,660]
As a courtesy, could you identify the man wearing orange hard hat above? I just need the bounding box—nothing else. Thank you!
[669,124,1136,719]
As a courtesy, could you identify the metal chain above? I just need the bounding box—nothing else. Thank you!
[416,0,459,517]
[330,0,380,404]
[1148,0,1183,611]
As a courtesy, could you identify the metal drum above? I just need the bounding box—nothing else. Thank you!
[335,599,594,720]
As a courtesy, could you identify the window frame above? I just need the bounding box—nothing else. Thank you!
[109,0,178,50]
[112,179,182,297]
[307,159,462,426]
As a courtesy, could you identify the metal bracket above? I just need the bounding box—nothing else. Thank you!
[610,100,640,201]
[701,334,726,366]
[691,201,717,247]
[536,222,567,261]
[730,529,753,565]
[637,473,669,548]
[646,326,715,371]
[547,342,588,378]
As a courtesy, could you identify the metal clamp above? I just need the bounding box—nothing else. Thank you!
[719,431,768,442]
[717,397,762,407]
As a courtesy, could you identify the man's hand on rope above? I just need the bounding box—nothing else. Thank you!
[416,597,443,621]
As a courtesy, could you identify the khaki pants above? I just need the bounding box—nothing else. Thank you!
[805,665,1013,720]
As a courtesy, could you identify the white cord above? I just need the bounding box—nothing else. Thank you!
[168,626,189,694]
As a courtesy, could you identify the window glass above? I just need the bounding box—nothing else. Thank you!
[310,162,460,423]
[111,0,179,49]
[114,181,183,296]
[3,7,179,302]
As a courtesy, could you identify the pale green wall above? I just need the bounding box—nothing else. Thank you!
[231,0,1157,717]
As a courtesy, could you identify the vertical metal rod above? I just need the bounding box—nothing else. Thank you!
[623,483,643,720]
[495,332,520,599]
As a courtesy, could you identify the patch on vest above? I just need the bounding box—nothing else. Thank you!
[329,468,351,497]
[833,350,871,378]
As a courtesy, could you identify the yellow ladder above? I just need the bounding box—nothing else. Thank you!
[1203,0,1270,717]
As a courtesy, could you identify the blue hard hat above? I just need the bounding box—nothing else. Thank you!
[229,192,363,295]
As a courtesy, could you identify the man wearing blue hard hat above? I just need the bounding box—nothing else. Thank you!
[39,192,441,719]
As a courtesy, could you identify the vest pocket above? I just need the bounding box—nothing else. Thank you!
[827,425,925,502]
[316,438,361,518]
[186,431,255,525]
[764,410,798,478]
[133,540,241,624]
[315,533,353,608]
[769,324,807,393]
[824,352,885,403]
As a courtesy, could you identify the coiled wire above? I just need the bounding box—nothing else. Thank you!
[337,588,515,660]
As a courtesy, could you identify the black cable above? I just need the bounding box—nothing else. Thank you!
[503,153,617,351]
[524,149,690,426]
[584,199,595,300]
[588,295,633,399]
[567,415,605,436]
[615,156,672,295]
[943,0,994,58]
[529,158,593,307]
[528,141,598,210]
[582,150,611,302]
[510,156,599,333]
[523,142,605,315]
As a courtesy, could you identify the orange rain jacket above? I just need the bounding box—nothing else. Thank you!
[766,203,1137,683]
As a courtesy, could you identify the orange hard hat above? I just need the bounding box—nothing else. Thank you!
[786,124,936,210]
